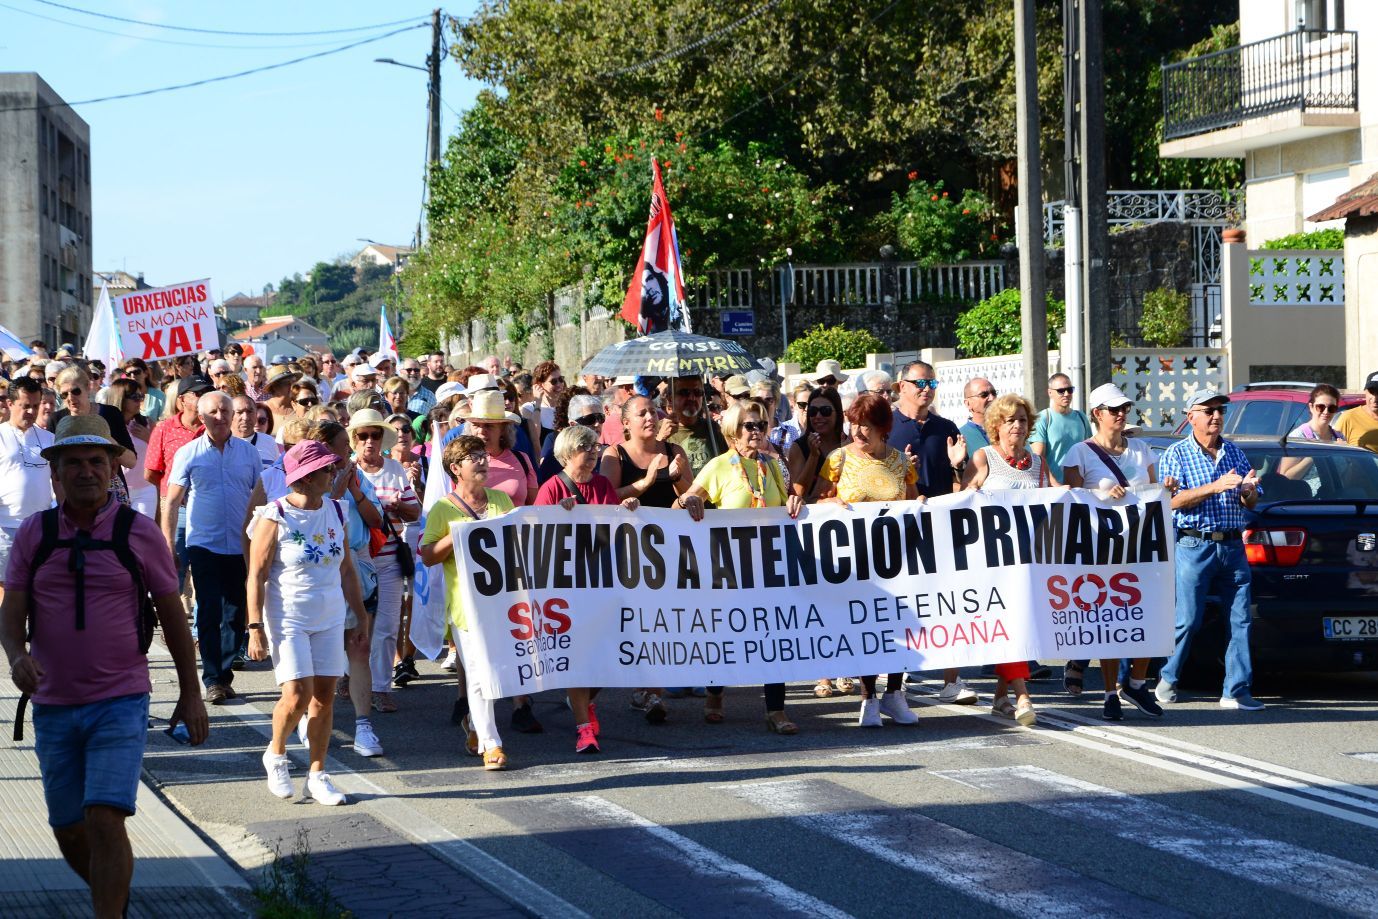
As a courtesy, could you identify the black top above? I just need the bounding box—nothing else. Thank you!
[887,409,962,499]
[48,403,136,489]
[615,444,680,508]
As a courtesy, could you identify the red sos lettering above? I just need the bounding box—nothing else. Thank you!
[508,597,573,640]
[1046,572,1142,610]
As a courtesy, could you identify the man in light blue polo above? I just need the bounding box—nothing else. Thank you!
[161,391,261,704]
[1156,389,1264,711]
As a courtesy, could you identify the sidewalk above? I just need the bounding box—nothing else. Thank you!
[0,687,252,918]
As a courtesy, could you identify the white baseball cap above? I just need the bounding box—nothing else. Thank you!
[1087,383,1133,410]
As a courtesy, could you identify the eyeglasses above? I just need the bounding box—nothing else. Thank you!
[1051,386,1075,395]
[547,377,566,386]
[60,388,82,400]
[1100,404,1131,415]
[904,379,939,390]
[796,402,811,410]
[575,413,606,426]
[1192,405,1227,416]
[807,405,834,418]
[740,421,768,433]
[403,367,421,375]
[461,452,489,465]
[1312,402,1339,414]
[296,398,319,407]
[576,443,602,455]
[968,389,997,400]
[355,430,384,441]
[123,392,144,401]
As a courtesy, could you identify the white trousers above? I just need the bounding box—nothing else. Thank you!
[369,555,405,693]
[457,630,502,752]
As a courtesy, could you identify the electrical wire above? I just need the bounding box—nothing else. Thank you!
[20,0,426,37]
[0,23,429,112]
[598,0,786,78]
[0,0,413,50]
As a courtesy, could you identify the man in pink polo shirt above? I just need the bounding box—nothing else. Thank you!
[1,414,207,918]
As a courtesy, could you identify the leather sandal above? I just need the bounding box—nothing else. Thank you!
[765,711,798,735]
[814,680,835,698]
[704,694,725,724]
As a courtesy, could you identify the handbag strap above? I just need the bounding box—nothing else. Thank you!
[1083,440,1130,488]
[558,471,588,504]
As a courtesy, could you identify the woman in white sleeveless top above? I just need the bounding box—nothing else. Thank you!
[963,394,1057,726]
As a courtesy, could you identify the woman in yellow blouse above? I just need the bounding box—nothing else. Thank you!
[818,391,921,728]
[680,399,804,733]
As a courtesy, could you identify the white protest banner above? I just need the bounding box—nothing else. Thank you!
[449,486,1176,698]
[114,279,219,361]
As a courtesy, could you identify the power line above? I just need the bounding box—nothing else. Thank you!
[0,23,429,112]
[0,0,411,50]
[21,0,426,37]
[598,0,786,78]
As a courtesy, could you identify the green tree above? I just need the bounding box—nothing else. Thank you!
[783,324,887,370]
[955,288,1065,357]
[306,262,356,304]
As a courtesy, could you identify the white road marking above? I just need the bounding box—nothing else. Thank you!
[1342,752,1378,764]
[729,779,1184,918]
[936,765,1378,916]
[836,732,1048,758]
[557,796,854,919]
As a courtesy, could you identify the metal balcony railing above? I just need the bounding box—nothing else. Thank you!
[1162,29,1357,141]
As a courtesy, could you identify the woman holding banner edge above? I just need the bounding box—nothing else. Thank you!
[961,393,1056,727]
[537,423,642,754]
[680,399,804,735]
[816,392,922,728]
[418,433,517,771]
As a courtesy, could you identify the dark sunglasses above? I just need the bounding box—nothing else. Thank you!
[807,405,834,418]
[969,389,997,400]
[547,377,566,386]
[355,430,385,441]
[60,388,82,399]
[904,379,939,390]
[740,421,768,433]
[296,398,320,407]
[1193,405,1227,416]
[1312,402,1339,414]
[1051,386,1075,395]
[123,391,144,401]
[575,413,605,427]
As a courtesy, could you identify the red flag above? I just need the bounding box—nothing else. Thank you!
[621,158,689,334]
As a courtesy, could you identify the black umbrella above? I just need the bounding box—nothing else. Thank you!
[579,329,762,379]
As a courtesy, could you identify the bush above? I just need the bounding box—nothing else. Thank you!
[1139,288,1190,348]
[887,179,1002,266]
[955,288,1065,358]
[782,324,887,371]
[1261,228,1344,250]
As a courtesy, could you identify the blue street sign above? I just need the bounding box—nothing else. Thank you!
[720,310,755,336]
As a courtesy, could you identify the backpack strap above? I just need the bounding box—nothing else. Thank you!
[109,504,158,654]
[514,448,534,478]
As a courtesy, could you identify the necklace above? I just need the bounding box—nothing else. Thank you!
[451,491,488,519]
[998,446,1031,470]
[733,451,768,508]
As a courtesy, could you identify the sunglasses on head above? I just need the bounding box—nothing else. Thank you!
[904,378,939,390]
[740,420,768,433]
[355,430,384,441]
[807,404,834,417]
[576,413,605,427]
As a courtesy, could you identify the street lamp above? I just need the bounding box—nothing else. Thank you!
[374,57,427,72]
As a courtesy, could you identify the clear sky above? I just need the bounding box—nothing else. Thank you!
[2,0,480,300]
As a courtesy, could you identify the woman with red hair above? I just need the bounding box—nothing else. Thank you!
[818,391,921,728]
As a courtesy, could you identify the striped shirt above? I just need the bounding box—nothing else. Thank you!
[1158,435,1256,532]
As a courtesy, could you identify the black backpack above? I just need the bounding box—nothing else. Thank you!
[13,504,159,741]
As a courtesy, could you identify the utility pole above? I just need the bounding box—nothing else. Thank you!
[1062,0,1085,410]
[1015,0,1048,409]
[1078,0,1110,388]
[428,8,442,172]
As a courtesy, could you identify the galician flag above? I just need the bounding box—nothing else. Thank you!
[378,304,398,362]
[621,158,691,334]
[82,281,124,371]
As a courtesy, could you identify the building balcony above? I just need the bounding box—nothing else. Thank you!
[1160,29,1359,159]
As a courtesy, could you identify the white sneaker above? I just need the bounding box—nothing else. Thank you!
[262,749,294,799]
[354,721,383,757]
[879,691,919,724]
[305,771,346,806]
[857,697,882,728]
[937,679,978,705]
[441,649,459,673]
[296,714,310,748]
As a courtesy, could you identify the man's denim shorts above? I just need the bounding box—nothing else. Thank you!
[33,693,150,828]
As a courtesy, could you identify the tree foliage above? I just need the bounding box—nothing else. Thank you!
[956,288,1066,357]
[783,324,888,370]
[1261,228,1344,250]
[1139,288,1190,348]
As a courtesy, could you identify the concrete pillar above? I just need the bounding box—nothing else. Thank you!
[1220,228,1249,390]
[1344,216,1378,391]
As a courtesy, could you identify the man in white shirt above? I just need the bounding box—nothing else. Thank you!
[0,377,55,601]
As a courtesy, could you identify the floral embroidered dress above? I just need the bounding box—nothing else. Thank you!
[257,498,348,631]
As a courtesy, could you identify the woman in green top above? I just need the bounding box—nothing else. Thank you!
[419,434,515,771]
[681,400,804,734]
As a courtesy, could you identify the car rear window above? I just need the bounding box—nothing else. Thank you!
[1243,447,1378,501]
[1228,400,1304,436]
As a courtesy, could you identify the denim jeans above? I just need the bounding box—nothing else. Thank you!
[33,693,149,828]
[1159,536,1253,699]
[188,547,247,689]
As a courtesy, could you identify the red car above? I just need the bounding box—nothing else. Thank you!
[1171,383,1364,437]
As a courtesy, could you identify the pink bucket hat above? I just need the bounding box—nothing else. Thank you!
[283,440,339,485]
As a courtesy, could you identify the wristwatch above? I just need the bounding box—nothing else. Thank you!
[247,623,264,631]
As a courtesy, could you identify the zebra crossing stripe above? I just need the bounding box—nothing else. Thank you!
[727,778,1185,918]
[935,764,1378,916]
[483,795,853,919]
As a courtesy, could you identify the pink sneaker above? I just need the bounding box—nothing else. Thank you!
[575,723,600,754]
[588,702,600,737]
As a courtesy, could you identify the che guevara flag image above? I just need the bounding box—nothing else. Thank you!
[621,158,691,334]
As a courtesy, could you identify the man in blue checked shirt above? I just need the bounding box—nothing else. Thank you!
[1155,390,1264,711]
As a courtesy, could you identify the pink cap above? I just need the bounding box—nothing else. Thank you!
[283,440,339,485]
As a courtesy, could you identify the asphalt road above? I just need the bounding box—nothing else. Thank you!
[137,650,1378,918]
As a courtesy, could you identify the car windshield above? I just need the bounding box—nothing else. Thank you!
[1242,447,1378,501]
